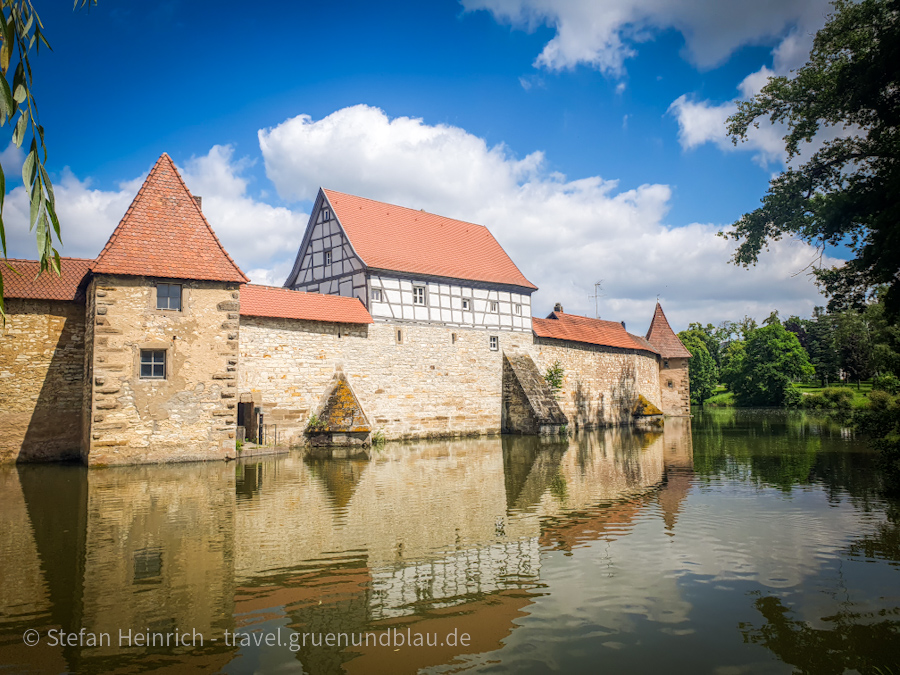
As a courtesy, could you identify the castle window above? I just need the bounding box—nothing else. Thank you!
[667,380,674,389]
[156,283,181,311]
[664,359,670,369]
[324,249,332,265]
[396,328,403,344]
[413,286,426,305]
[462,299,470,310]
[140,350,166,379]
[489,336,498,351]
[451,333,457,344]
[514,303,521,314]
[490,301,499,312]
[371,288,382,302]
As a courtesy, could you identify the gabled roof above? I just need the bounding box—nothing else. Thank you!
[92,153,248,283]
[645,302,691,358]
[2,258,92,301]
[240,284,373,324]
[322,188,537,290]
[532,311,659,354]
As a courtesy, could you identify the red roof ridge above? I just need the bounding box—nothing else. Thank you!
[92,153,248,283]
[316,188,536,290]
[240,284,373,324]
[533,310,659,354]
[645,302,691,358]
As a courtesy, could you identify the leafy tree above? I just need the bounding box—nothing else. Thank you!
[686,322,723,370]
[0,1,94,320]
[835,309,875,387]
[719,340,746,392]
[724,0,900,316]
[678,330,717,404]
[729,324,815,406]
[543,360,564,397]
[805,307,840,385]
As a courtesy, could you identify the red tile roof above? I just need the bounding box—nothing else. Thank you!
[646,302,691,358]
[322,189,536,290]
[240,284,373,324]
[532,311,659,354]
[2,258,92,301]
[92,153,248,283]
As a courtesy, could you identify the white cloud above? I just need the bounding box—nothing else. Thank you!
[260,105,836,331]
[462,0,832,74]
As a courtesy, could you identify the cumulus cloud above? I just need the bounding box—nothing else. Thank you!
[3,145,307,286]
[462,0,832,74]
[260,105,836,330]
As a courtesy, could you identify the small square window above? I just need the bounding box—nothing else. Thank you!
[462,299,470,311]
[371,288,382,302]
[324,249,332,265]
[140,350,166,379]
[664,359,670,369]
[667,380,674,389]
[413,286,426,305]
[490,301,499,312]
[156,283,181,311]
[514,304,521,314]
[489,336,499,351]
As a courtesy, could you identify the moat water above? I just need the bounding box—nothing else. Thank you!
[1,410,899,674]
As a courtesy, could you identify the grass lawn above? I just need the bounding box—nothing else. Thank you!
[700,381,873,408]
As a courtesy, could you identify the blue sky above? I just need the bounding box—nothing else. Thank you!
[4,0,841,331]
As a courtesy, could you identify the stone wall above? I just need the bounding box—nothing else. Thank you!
[658,357,690,416]
[531,338,663,428]
[83,275,239,465]
[0,299,85,462]
[239,318,664,445]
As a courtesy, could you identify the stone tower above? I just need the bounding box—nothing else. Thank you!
[82,153,249,465]
[646,302,692,416]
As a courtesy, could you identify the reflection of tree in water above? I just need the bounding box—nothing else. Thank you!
[846,504,900,567]
[692,409,886,505]
[741,593,900,675]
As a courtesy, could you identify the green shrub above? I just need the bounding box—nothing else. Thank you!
[873,373,900,395]
[803,393,827,409]
[822,387,854,409]
[783,386,803,408]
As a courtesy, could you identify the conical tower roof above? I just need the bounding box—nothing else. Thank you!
[92,153,247,283]
[646,302,691,358]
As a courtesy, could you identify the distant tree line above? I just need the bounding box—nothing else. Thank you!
[678,288,900,493]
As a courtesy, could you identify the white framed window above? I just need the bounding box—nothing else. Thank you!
[462,299,470,311]
[413,286,426,305]
[489,336,499,351]
[140,350,166,379]
[324,249,332,265]
[490,301,499,312]
[322,208,331,221]
[156,283,181,311]
[371,288,382,302]
[514,303,521,314]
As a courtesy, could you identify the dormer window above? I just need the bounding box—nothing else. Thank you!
[324,249,332,265]
[156,283,182,311]
[413,286,426,305]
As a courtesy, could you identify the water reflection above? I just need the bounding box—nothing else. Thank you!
[1,413,898,674]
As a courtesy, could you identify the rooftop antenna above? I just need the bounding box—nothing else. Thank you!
[588,280,604,319]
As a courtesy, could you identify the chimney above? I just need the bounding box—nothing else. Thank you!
[553,302,564,313]
[621,321,626,330]
[193,195,202,210]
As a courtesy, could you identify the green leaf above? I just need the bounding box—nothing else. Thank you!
[47,202,61,246]
[12,61,25,103]
[40,164,54,209]
[21,142,36,186]
[12,110,26,146]
[0,159,5,215]
[35,208,46,251]
[0,73,16,121]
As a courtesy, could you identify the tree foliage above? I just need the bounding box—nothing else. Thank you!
[728,324,814,406]
[678,330,717,404]
[724,0,900,316]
